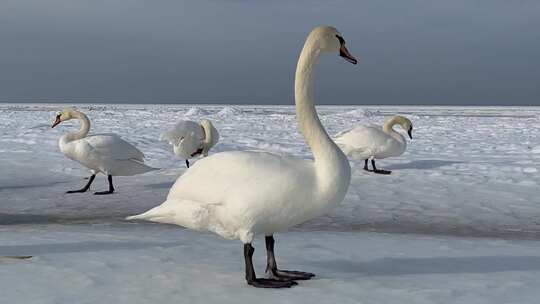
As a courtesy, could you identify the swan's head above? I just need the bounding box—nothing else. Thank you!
[309,26,357,64]
[394,115,413,139]
[51,108,76,128]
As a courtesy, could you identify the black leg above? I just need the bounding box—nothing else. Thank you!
[66,174,95,193]
[363,159,370,171]
[94,175,115,195]
[185,159,190,168]
[244,243,297,288]
[265,235,315,280]
[371,159,391,175]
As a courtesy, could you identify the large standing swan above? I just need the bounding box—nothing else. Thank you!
[160,119,219,168]
[128,26,357,288]
[52,108,158,194]
[335,115,413,174]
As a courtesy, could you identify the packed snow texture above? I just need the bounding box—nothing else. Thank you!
[1,104,540,303]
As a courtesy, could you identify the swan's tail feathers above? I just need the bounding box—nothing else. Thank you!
[108,159,160,176]
[124,158,160,175]
[126,199,213,231]
[125,210,159,221]
[125,204,173,222]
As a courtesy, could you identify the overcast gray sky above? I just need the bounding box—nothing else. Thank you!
[1,0,539,105]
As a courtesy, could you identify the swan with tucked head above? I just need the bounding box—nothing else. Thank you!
[335,115,413,174]
[127,26,357,288]
[52,108,158,194]
[160,119,219,168]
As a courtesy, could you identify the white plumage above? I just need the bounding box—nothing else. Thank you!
[129,150,322,240]
[127,26,358,288]
[52,108,157,194]
[160,119,219,167]
[60,133,153,176]
[335,115,413,174]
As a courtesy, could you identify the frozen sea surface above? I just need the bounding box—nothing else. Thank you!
[1,103,540,303]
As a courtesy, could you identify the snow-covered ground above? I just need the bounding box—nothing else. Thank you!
[1,103,540,303]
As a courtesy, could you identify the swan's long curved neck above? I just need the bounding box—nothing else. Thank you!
[64,111,91,142]
[200,120,213,156]
[383,117,405,142]
[295,39,349,184]
[383,118,396,133]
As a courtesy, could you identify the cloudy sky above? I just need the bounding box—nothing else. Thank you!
[1,0,539,105]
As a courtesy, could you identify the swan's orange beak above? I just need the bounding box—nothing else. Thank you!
[51,115,62,128]
[339,44,357,65]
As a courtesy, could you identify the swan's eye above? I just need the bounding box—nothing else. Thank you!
[335,35,345,45]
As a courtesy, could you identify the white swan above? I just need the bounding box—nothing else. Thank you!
[52,108,158,194]
[160,119,219,168]
[335,115,413,174]
[127,26,357,288]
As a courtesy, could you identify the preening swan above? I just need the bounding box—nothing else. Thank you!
[127,26,357,288]
[335,115,413,174]
[52,108,158,194]
[160,119,219,168]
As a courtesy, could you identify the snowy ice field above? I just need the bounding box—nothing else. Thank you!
[1,103,540,303]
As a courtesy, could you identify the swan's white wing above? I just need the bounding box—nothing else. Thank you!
[160,121,203,145]
[161,120,206,159]
[335,125,393,159]
[334,123,380,139]
[128,151,319,240]
[167,151,313,204]
[83,134,145,161]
